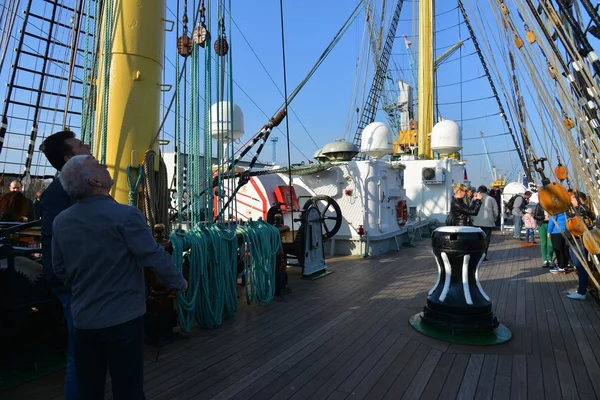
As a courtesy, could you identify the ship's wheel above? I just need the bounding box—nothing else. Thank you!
[302,195,342,241]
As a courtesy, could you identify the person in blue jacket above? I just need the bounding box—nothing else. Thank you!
[39,130,90,400]
[548,211,569,274]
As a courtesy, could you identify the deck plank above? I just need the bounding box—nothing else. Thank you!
[492,355,512,400]
[510,355,527,400]
[419,353,455,399]
[400,348,443,399]
[437,353,471,400]
[457,353,484,400]
[474,354,498,400]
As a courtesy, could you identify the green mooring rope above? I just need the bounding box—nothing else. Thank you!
[171,221,279,330]
[236,221,280,306]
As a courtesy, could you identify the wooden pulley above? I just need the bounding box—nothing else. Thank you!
[566,216,587,237]
[177,35,194,57]
[526,29,536,44]
[538,182,571,215]
[193,23,209,47]
[514,35,524,49]
[583,228,600,254]
[562,117,575,130]
[554,162,568,180]
[214,37,229,56]
[499,3,509,15]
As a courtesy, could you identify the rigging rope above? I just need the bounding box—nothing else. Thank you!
[99,0,114,164]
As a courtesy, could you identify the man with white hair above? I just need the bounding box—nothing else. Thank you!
[52,155,187,400]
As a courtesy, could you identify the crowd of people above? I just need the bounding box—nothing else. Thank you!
[448,180,598,302]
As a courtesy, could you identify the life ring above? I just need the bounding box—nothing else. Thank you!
[396,200,408,226]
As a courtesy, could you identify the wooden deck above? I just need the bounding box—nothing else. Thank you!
[4,232,600,400]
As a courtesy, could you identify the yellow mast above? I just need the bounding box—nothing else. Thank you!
[417,0,434,159]
[93,1,166,204]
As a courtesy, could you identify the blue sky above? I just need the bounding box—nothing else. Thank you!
[1,0,591,189]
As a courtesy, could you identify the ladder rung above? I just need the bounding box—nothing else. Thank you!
[14,65,84,85]
[28,11,96,33]
[10,84,83,101]
[43,0,96,18]
[19,49,84,70]
[8,100,82,115]
[4,115,82,128]
[24,30,87,53]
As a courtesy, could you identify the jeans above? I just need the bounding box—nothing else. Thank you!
[569,247,589,295]
[74,316,145,400]
[56,292,78,400]
[537,223,554,262]
[525,228,535,242]
[513,215,523,239]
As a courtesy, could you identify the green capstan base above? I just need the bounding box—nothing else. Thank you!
[409,313,512,346]
[302,269,332,281]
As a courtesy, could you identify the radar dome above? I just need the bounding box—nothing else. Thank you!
[321,140,359,161]
[210,102,244,140]
[430,120,462,156]
[360,122,393,159]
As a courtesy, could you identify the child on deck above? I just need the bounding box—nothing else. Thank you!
[522,208,537,243]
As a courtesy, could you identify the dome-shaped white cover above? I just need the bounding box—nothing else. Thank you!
[360,122,394,159]
[430,120,462,155]
[210,102,244,140]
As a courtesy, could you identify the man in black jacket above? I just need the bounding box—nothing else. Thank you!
[39,130,90,400]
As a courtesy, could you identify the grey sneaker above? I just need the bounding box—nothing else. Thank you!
[567,291,587,300]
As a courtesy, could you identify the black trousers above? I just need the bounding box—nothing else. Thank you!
[550,233,569,269]
[74,316,145,400]
[479,227,493,256]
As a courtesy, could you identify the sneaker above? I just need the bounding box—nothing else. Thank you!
[550,267,565,274]
[567,291,587,300]
[542,261,551,268]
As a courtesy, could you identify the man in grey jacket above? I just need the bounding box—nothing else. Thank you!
[511,191,532,240]
[472,185,499,260]
[52,155,187,400]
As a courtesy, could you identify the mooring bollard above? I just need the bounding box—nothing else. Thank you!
[410,226,511,345]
